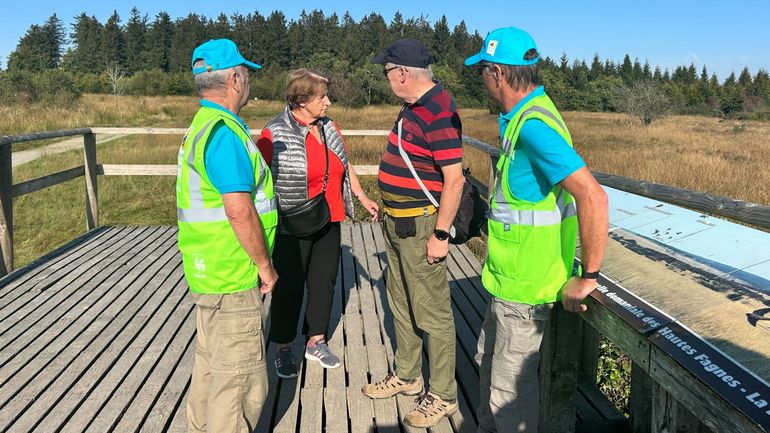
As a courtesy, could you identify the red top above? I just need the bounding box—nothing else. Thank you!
[257,121,348,222]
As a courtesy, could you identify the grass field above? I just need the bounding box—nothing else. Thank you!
[6,94,770,268]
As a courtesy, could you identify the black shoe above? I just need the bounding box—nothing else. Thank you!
[275,348,298,379]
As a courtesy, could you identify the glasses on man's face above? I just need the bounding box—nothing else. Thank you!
[474,64,489,76]
[382,66,399,78]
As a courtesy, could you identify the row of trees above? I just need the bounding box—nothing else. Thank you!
[4,9,770,121]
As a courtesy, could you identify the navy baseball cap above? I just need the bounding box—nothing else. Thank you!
[464,27,539,66]
[191,39,261,75]
[371,39,435,68]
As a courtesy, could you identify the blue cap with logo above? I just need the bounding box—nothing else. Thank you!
[464,27,539,66]
[191,39,261,75]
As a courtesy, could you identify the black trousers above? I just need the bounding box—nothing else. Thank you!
[268,222,341,345]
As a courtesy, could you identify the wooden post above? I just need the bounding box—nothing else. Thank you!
[83,132,98,230]
[0,142,12,276]
[630,362,654,433]
[540,304,582,433]
[578,321,600,380]
[651,381,711,433]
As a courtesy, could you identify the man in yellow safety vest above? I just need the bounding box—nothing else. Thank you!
[465,27,609,432]
[176,38,278,433]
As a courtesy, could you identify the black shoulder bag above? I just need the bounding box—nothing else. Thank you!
[280,124,331,237]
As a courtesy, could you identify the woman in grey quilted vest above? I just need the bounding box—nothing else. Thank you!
[257,69,379,379]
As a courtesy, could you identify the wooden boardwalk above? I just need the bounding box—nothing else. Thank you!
[0,223,617,433]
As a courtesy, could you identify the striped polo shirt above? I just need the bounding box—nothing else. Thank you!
[378,83,463,217]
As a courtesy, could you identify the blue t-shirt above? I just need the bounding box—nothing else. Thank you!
[499,87,585,202]
[200,100,255,194]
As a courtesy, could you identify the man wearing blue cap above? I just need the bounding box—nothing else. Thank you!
[177,39,278,433]
[465,27,608,432]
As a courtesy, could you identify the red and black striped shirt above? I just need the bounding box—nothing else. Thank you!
[378,83,463,217]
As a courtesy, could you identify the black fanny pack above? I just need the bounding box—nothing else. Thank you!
[279,123,331,237]
[281,193,330,237]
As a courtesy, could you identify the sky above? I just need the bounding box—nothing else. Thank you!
[1,0,768,81]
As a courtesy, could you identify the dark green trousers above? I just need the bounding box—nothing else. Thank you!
[383,213,457,400]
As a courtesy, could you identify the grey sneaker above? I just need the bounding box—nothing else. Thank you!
[404,392,458,428]
[304,341,341,368]
[275,348,298,379]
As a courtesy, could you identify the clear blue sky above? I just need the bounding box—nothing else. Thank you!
[1,0,768,80]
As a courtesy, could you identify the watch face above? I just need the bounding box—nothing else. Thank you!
[434,230,450,241]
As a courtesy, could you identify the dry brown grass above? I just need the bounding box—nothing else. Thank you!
[6,95,770,267]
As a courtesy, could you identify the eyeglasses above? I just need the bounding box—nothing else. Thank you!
[474,64,490,76]
[382,66,400,77]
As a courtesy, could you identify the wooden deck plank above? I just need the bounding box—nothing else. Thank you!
[32,242,183,432]
[166,385,190,433]
[84,280,188,433]
[50,265,187,431]
[0,227,170,382]
[0,227,174,430]
[342,225,368,387]
[359,223,405,433]
[0,225,118,302]
[341,225,375,430]
[1,223,626,433]
[0,225,145,325]
[299,386,323,433]
[0,226,158,353]
[324,264,348,432]
[111,300,196,432]
[139,332,195,433]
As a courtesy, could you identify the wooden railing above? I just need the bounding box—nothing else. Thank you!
[1,127,769,433]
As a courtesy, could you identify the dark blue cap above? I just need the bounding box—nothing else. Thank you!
[371,39,435,68]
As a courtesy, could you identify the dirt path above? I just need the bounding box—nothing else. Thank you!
[11,134,129,168]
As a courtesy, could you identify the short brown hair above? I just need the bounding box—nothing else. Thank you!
[285,69,329,109]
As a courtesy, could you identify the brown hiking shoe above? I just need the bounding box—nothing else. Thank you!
[361,372,423,399]
[404,392,458,428]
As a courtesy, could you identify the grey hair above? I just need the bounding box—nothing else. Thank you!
[386,63,434,80]
[193,60,245,95]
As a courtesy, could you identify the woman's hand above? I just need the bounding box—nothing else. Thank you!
[358,194,380,222]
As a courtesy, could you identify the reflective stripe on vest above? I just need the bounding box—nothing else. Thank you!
[177,106,277,294]
[490,105,572,226]
[490,188,576,226]
[482,93,578,305]
[177,187,277,223]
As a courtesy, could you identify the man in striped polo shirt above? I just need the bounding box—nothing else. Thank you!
[361,39,465,428]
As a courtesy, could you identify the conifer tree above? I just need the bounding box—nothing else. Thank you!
[125,8,148,73]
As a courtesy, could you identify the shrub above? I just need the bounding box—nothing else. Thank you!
[33,69,81,106]
[127,69,168,96]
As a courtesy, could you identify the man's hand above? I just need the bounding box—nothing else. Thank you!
[561,276,596,313]
[426,234,449,264]
[258,262,278,294]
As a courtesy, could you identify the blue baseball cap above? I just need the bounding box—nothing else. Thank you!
[191,39,261,75]
[464,27,539,67]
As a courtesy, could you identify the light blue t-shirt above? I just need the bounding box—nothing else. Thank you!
[200,100,255,194]
[499,86,585,202]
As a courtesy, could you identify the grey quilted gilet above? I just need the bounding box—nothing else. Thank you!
[264,107,355,219]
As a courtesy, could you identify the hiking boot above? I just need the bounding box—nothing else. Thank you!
[304,341,341,369]
[404,392,458,428]
[275,348,298,379]
[361,372,423,399]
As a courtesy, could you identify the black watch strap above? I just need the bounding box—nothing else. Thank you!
[581,269,600,280]
[434,229,450,241]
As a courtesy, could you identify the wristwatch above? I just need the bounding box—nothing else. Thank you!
[580,268,600,280]
[433,229,450,241]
